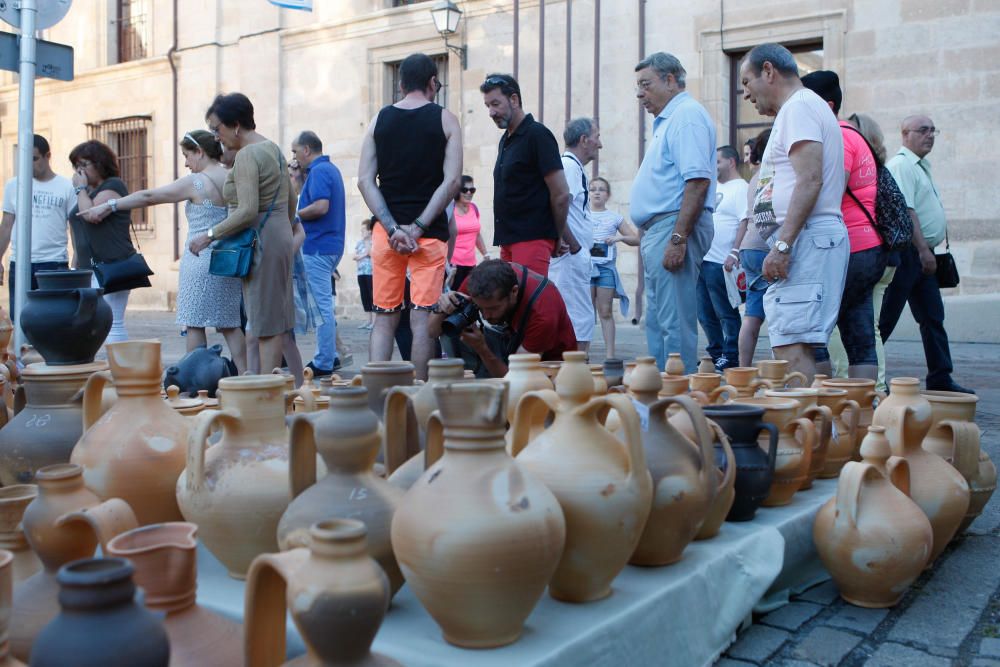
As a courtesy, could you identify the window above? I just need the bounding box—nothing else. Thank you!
[386,54,449,107]
[115,0,148,63]
[87,116,153,232]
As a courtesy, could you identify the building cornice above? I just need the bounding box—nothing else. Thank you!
[0,56,171,97]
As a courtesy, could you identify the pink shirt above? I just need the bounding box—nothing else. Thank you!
[840,121,881,253]
[452,203,480,266]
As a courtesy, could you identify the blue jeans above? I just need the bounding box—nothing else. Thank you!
[303,253,341,369]
[640,210,714,372]
[697,260,741,363]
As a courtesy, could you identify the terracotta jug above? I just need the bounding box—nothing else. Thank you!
[695,423,737,540]
[872,378,969,561]
[10,464,137,662]
[106,522,242,667]
[724,367,768,398]
[0,550,21,667]
[756,359,808,389]
[821,377,882,461]
[621,357,718,561]
[246,520,400,667]
[817,388,861,478]
[811,374,829,387]
[177,374,315,579]
[689,373,738,404]
[814,430,933,608]
[29,557,170,667]
[351,361,415,422]
[589,364,609,395]
[764,387,832,489]
[393,358,465,430]
[71,341,188,525]
[659,374,693,399]
[504,353,553,414]
[701,404,780,521]
[391,382,565,647]
[0,486,41,585]
[0,362,107,486]
[732,397,816,506]
[921,390,978,455]
[697,356,716,374]
[511,351,651,599]
[665,352,686,376]
[278,386,405,597]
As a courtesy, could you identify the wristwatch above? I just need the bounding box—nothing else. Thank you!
[775,240,791,255]
[670,232,687,246]
[207,227,215,240]
[386,224,400,237]
[107,198,118,213]
[74,185,86,195]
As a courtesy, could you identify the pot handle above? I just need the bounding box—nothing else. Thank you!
[749,378,769,395]
[784,371,808,388]
[834,461,876,528]
[73,287,101,323]
[757,421,780,476]
[712,421,736,494]
[12,383,26,416]
[383,386,421,477]
[184,409,239,492]
[593,393,647,480]
[708,384,739,404]
[509,389,561,457]
[790,417,817,482]
[652,394,715,477]
[803,405,833,456]
[839,398,861,451]
[81,370,114,431]
[56,498,139,552]
[425,410,445,469]
[289,415,317,499]
[244,548,310,667]
[687,389,710,405]
[942,419,981,482]
[284,387,314,414]
[350,375,363,387]
[886,456,912,497]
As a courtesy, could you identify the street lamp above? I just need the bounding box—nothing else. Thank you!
[430,0,467,70]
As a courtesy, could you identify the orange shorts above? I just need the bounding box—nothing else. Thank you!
[372,225,447,311]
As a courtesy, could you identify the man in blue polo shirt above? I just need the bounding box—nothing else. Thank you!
[292,130,347,374]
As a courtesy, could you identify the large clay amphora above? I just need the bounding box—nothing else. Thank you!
[756,359,808,389]
[0,362,106,486]
[814,429,933,608]
[872,378,969,562]
[106,522,242,667]
[29,557,170,667]
[821,377,881,461]
[0,486,41,585]
[391,382,565,648]
[622,357,716,564]
[177,374,313,579]
[701,404,780,521]
[10,464,137,662]
[246,520,400,667]
[817,387,861,478]
[0,550,19,667]
[278,386,405,597]
[511,352,651,599]
[71,341,188,525]
[724,367,768,398]
[732,397,816,506]
[764,387,832,489]
[505,353,554,422]
[19,270,112,366]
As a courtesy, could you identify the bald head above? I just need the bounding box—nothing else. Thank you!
[901,115,937,158]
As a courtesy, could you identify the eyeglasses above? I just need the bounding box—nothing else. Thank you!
[208,123,221,137]
[461,187,476,194]
[909,126,939,136]
[75,160,93,169]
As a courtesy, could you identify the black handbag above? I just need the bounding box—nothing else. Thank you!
[935,231,960,289]
[90,215,153,294]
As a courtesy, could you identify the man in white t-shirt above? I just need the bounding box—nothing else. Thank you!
[740,43,849,383]
[697,145,748,371]
[1,134,75,312]
[550,117,600,352]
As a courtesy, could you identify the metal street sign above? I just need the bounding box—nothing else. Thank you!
[0,31,73,81]
[0,0,72,31]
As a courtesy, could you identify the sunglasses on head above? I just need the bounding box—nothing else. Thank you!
[483,76,510,87]
[461,187,476,194]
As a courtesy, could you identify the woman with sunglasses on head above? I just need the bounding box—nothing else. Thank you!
[81,130,247,372]
[446,175,490,289]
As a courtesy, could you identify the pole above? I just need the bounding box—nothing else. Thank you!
[13,0,38,355]
[538,0,544,123]
[592,0,600,177]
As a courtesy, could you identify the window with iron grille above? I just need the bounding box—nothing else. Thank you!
[386,54,449,107]
[87,116,153,232]
[115,0,148,63]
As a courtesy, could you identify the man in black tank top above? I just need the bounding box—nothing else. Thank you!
[358,53,463,381]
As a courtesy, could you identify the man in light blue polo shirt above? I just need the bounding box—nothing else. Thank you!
[292,130,347,375]
[630,52,716,372]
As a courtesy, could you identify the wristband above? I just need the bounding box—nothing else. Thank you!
[729,249,740,258]
[413,218,427,232]
[74,185,86,195]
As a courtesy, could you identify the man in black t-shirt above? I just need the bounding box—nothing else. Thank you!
[480,74,579,277]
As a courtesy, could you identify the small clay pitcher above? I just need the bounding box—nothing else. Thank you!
[821,377,883,461]
[29,557,170,667]
[246,520,400,667]
[71,341,189,525]
[732,397,816,506]
[0,486,41,585]
[278,386,405,597]
[589,364,609,395]
[764,387,832,489]
[872,378,970,562]
[817,388,861,478]
[756,359,808,389]
[391,382,565,648]
[701,404,780,521]
[505,353,554,422]
[0,550,20,667]
[106,522,242,667]
[724,367,768,398]
[689,373,739,404]
[511,352,651,600]
[665,352,686,376]
[697,356,716,374]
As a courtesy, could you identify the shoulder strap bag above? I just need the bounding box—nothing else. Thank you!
[89,203,154,295]
[934,230,960,289]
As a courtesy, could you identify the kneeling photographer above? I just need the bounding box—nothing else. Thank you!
[430,259,577,378]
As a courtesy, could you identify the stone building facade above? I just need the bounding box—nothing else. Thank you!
[1,0,996,312]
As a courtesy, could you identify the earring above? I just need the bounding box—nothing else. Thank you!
[236,127,240,138]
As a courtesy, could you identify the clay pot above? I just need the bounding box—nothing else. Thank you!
[603,358,625,388]
[623,361,637,387]
[665,352,685,376]
[511,351,651,599]
[756,359,808,389]
[872,378,969,562]
[392,382,565,647]
[695,423,737,540]
[19,270,112,366]
[11,464,137,662]
[817,388,861,479]
[71,341,189,525]
[0,306,11,350]
[106,522,242,667]
[164,385,205,416]
[814,431,933,608]
[732,397,816,506]
[921,390,978,455]
[821,377,882,461]
[764,387,832,490]
[659,374,692,399]
[689,373,739,404]
[701,404,780,521]
[0,550,21,667]
[589,364,609,395]
[724,367,768,398]
[177,374,315,579]
[278,386,405,597]
[505,354,554,422]
[162,344,237,399]
[697,356,716,374]
[811,374,829,388]
[246,520,400,667]
[30,557,170,667]
[351,361,415,422]
[0,486,41,585]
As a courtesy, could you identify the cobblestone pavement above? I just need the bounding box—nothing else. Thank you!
[125,310,999,667]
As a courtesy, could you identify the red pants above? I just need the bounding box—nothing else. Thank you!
[500,239,556,277]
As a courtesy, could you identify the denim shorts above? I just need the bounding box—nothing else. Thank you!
[739,249,769,320]
[591,262,616,289]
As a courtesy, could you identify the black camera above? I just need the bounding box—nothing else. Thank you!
[441,296,480,337]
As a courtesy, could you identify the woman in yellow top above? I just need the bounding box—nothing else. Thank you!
[189,93,297,375]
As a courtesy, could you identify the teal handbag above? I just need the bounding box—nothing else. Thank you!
[209,183,281,278]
